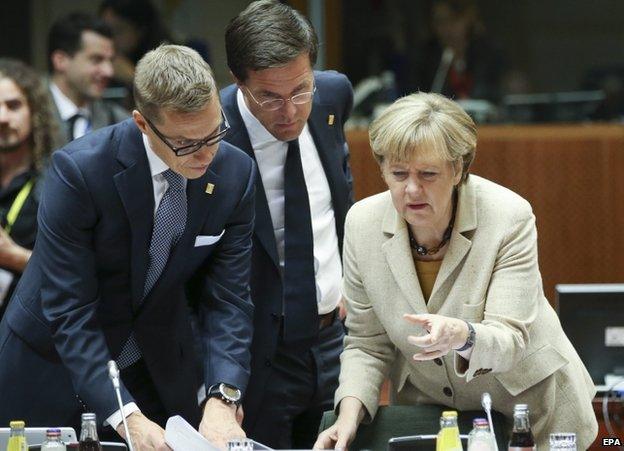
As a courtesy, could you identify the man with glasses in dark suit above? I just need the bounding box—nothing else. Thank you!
[0,45,254,450]
[218,1,354,448]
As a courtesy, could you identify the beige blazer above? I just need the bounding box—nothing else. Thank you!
[335,175,597,449]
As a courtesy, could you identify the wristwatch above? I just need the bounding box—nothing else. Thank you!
[456,321,475,352]
[206,383,242,405]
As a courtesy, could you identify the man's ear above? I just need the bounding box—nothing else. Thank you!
[231,70,243,87]
[132,110,148,133]
[51,50,70,73]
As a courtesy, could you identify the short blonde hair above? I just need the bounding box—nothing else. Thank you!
[369,92,476,182]
[133,44,217,122]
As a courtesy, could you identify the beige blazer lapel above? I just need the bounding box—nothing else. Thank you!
[425,181,478,313]
[381,201,429,314]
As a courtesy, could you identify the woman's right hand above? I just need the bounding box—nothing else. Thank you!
[313,417,358,450]
[313,397,364,450]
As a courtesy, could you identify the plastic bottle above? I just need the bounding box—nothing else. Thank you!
[437,410,463,451]
[6,421,28,451]
[41,428,67,450]
[467,418,496,451]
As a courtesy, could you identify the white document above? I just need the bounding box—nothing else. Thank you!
[194,230,225,247]
[164,415,274,450]
[165,415,219,451]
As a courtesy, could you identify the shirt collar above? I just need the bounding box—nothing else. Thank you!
[50,82,90,121]
[236,87,284,148]
[142,133,169,178]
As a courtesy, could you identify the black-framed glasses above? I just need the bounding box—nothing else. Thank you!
[143,109,230,156]
[243,84,316,112]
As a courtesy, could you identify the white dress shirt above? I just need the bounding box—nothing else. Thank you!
[237,89,342,315]
[106,133,186,428]
[49,82,91,140]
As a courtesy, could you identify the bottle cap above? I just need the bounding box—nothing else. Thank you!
[513,403,529,412]
[9,421,25,429]
[81,413,97,421]
[442,411,458,418]
[46,428,61,437]
[473,418,489,426]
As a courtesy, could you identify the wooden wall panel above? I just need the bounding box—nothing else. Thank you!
[346,125,624,302]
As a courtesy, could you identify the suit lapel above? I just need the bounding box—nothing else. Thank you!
[140,166,221,312]
[308,98,351,252]
[427,181,477,312]
[223,88,280,268]
[381,201,428,314]
[112,121,154,310]
[165,167,220,270]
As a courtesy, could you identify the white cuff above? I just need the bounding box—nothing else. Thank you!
[105,403,140,429]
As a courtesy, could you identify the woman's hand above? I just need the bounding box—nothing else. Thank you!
[313,397,364,450]
[404,313,469,360]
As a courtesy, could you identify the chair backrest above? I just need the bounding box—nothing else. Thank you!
[319,404,509,451]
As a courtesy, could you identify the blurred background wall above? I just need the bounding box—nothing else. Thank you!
[1,0,622,96]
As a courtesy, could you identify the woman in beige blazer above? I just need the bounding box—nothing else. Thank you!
[315,93,597,450]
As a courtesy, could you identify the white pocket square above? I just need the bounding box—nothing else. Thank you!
[194,230,225,247]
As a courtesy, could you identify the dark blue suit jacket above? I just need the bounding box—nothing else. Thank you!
[0,119,255,425]
[220,70,354,429]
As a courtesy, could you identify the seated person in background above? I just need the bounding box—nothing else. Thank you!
[0,58,56,319]
[99,0,174,110]
[48,13,129,146]
[400,0,506,102]
[315,92,598,450]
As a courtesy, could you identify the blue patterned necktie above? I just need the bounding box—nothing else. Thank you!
[117,169,188,369]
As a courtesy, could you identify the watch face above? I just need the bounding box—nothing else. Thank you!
[221,384,241,401]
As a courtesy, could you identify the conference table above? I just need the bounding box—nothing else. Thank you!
[346,124,624,304]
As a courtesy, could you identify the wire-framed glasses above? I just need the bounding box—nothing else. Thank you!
[243,84,316,111]
[143,109,230,156]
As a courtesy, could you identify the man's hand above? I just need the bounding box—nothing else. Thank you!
[404,313,469,360]
[337,297,347,321]
[0,228,30,272]
[115,411,170,451]
[235,404,244,426]
[199,397,246,450]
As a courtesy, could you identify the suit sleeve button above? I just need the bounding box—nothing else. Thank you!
[434,358,443,366]
[443,387,453,397]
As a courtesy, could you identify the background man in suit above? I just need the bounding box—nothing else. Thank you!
[0,45,255,450]
[48,13,128,147]
[219,1,353,448]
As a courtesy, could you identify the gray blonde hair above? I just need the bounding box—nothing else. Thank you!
[369,92,476,182]
[133,44,217,122]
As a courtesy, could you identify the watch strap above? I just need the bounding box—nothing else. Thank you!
[456,320,475,352]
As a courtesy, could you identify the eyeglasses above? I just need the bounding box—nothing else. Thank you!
[143,109,230,156]
[243,84,316,111]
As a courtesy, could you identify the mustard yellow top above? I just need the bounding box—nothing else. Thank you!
[413,258,443,302]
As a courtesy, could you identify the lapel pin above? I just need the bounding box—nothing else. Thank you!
[205,183,215,194]
[327,114,335,126]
